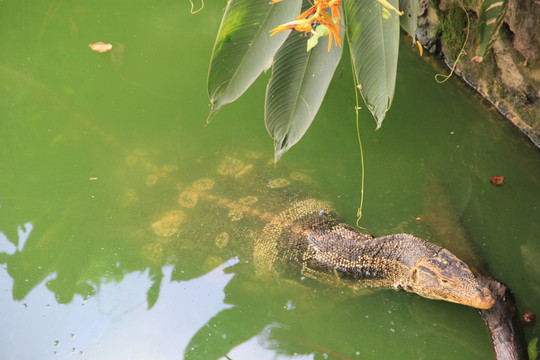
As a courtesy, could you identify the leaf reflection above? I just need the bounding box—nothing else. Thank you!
[0,141,498,359]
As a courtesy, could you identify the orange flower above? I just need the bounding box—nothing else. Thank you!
[296,6,317,20]
[314,0,341,19]
[328,0,341,20]
[316,9,341,50]
[270,0,342,51]
[269,19,316,37]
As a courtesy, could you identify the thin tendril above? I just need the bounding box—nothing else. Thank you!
[435,0,470,84]
[355,100,365,228]
[189,0,205,14]
[343,2,366,227]
[349,55,365,227]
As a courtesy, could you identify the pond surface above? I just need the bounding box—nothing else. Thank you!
[1,1,539,360]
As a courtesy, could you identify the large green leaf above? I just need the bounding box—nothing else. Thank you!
[265,18,343,162]
[344,0,400,128]
[400,0,419,42]
[207,0,302,122]
[474,0,507,61]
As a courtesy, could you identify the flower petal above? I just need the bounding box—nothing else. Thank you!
[296,6,317,19]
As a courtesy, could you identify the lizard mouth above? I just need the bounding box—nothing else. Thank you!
[438,285,495,309]
[464,286,495,309]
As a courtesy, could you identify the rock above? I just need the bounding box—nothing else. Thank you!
[505,0,540,63]
[416,0,441,53]
[415,0,540,147]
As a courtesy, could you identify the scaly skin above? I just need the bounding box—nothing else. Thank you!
[164,154,495,310]
[251,198,494,309]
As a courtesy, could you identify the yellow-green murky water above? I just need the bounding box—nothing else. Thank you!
[1,1,539,359]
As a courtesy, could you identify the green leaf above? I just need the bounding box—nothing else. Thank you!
[146,270,164,310]
[529,337,539,360]
[344,0,400,128]
[265,14,343,162]
[315,24,330,37]
[207,0,302,122]
[474,0,508,60]
[306,25,329,52]
[307,36,320,52]
[399,0,419,42]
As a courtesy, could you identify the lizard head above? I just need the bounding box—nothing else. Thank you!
[406,248,495,309]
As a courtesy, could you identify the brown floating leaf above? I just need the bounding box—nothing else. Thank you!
[89,42,113,53]
[490,175,506,186]
[522,312,536,327]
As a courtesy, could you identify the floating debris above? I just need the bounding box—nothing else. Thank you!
[522,312,536,327]
[490,175,506,187]
[89,42,112,53]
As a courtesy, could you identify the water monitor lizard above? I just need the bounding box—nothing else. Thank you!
[148,152,495,310]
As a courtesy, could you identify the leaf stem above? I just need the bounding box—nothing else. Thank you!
[189,0,205,14]
[348,51,365,227]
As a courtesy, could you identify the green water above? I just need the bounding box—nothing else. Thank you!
[1,1,539,359]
